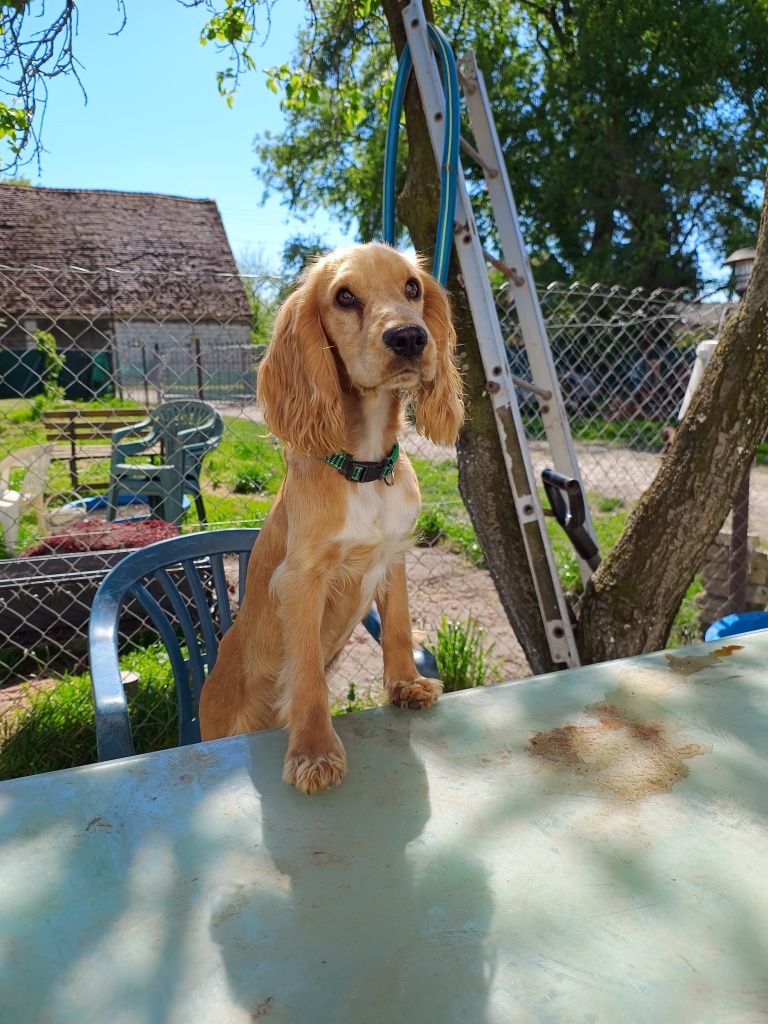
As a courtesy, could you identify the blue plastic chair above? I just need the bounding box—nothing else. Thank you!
[89,528,440,762]
[89,529,257,761]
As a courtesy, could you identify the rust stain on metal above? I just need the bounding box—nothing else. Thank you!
[528,702,708,800]
[664,644,743,676]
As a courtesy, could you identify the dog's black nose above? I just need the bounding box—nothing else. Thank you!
[383,324,428,360]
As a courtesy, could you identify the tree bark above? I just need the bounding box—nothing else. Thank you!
[577,170,768,661]
[381,0,556,673]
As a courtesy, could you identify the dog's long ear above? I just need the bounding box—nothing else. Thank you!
[414,271,465,445]
[258,278,346,455]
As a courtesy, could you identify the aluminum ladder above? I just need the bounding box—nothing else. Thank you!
[400,0,597,667]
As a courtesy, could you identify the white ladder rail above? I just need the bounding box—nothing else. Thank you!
[401,0,579,667]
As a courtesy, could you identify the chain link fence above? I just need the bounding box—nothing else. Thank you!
[501,281,725,496]
[499,281,766,633]
[1,263,762,777]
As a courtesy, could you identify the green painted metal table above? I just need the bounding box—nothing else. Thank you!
[2,633,768,1023]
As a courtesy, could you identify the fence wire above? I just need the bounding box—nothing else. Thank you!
[0,263,762,777]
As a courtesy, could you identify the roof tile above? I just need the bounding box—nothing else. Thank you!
[0,185,251,321]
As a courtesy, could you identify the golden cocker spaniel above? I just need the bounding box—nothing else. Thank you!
[199,242,464,794]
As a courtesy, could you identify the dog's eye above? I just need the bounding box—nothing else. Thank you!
[405,277,421,300]
[336,288,357,308]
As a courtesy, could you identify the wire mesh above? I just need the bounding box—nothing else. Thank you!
[0,264,761,778]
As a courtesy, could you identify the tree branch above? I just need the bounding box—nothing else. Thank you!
[0,0,124,171]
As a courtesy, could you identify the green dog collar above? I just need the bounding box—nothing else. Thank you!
[324,441,400,485]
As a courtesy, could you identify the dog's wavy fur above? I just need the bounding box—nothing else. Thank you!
[199,243,464,794]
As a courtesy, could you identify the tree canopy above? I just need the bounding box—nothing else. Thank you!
[257,0,768,291]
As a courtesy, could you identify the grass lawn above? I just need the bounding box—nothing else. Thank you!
[0,642,376,780]
[0,644,177,779]
[0,398,47,455]
[0,405,285,551]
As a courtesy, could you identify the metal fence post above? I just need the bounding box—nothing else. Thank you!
[193,334,204,401]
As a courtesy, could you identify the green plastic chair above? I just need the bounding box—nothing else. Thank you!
[107,400,224,524]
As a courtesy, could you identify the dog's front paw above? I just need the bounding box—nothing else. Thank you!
[282,732,347,795]
[387,677,442,710]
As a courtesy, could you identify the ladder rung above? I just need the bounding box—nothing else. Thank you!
[459,137,498,178]
[510,375,552,401]
[482,248,525,286]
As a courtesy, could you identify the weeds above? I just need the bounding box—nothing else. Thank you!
[331,682,379,715]
[415,507,486,568]
[415,508,444,547]
[427,614,502,692]
[233,466,272,494]
[0,644,178,780]
[596,496,624,514]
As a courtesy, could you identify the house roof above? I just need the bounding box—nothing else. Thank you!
[0,185,251,322]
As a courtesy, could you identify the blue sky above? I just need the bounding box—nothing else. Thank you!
[28,0,355,272]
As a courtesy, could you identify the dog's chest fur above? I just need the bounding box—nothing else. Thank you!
[332,472,419,610]
[337,475,418,548]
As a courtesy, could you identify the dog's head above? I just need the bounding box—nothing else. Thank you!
[258,242,464,454]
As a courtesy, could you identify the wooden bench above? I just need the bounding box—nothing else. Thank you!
[0,445,53,553]
[43,408,150,490]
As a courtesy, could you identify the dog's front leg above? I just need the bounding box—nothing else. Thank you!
[377,561,442,710]
[273,561,347,795]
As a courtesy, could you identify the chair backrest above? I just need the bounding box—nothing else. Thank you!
[152,399,220,437]
[88,528,259,762]
[151,400,224,473]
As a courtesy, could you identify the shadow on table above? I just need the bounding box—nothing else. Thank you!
[210,715,497,1023]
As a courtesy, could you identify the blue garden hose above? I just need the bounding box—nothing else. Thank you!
[382,22,461,287]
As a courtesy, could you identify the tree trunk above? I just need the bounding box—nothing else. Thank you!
[578,172,768,660]
[381,0,555,673]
